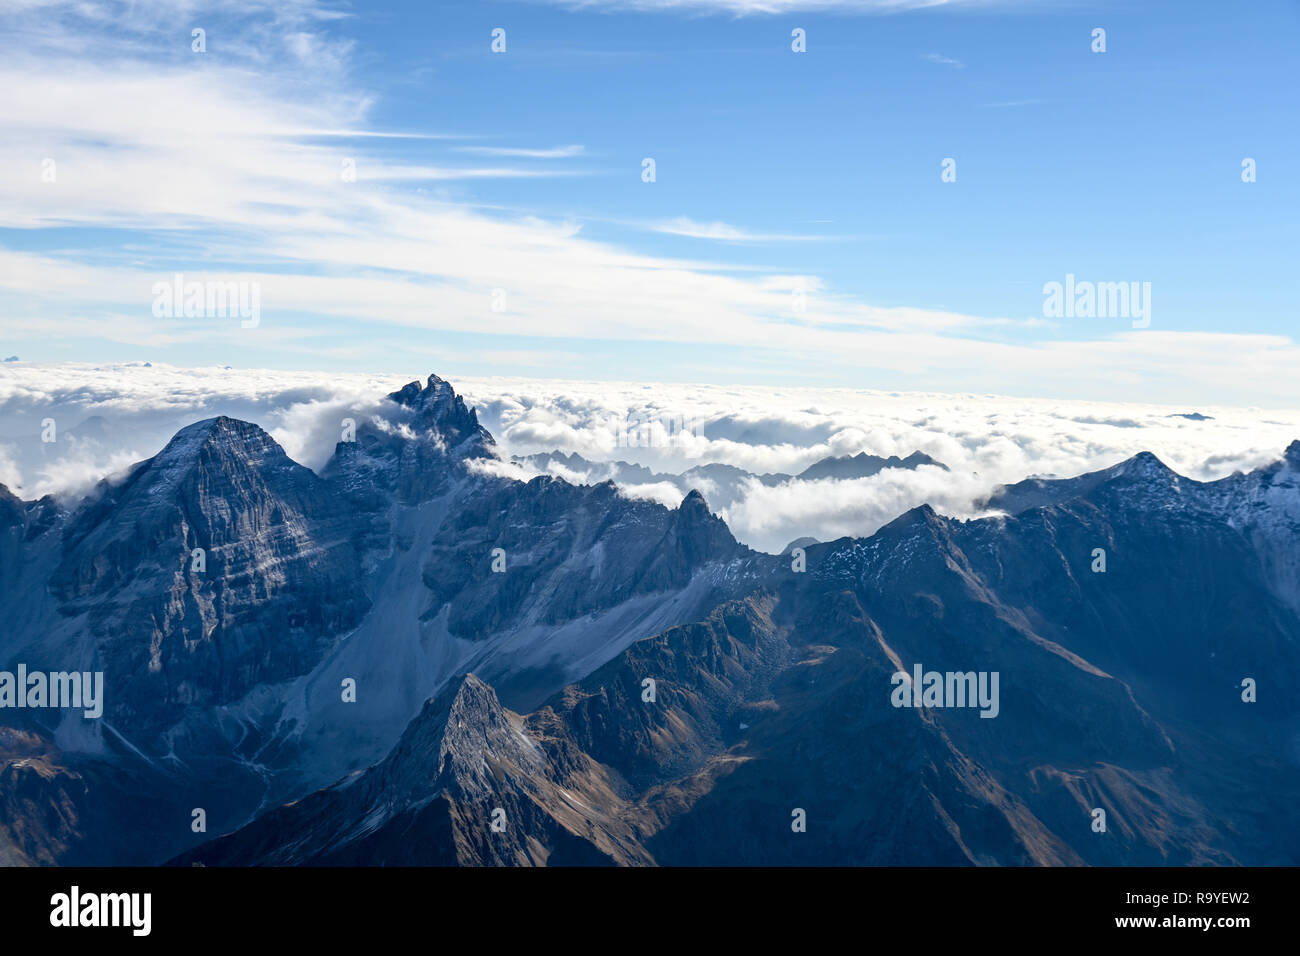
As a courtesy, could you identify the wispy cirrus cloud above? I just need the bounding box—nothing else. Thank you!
[649,217,840,242]
[454,145,587,159]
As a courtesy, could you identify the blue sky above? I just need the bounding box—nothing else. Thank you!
[1,0,1297,404]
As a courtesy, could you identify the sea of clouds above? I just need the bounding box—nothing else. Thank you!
[3,362,1298,554]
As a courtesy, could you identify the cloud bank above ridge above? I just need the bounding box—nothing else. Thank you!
[2,362,1296,553]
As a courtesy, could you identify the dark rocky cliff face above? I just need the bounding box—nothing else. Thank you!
[46,416,371,738]
[421,480,750,641]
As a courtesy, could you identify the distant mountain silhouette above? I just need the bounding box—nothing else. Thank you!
[512,447,948,511]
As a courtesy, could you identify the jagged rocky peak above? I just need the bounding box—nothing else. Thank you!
[353,671,555,846]
[383,673,534,792]
[1285,440,1300,468]
[680,487,710,511]
[671,489,743,563]
[677,488,725,531]
[388,373,495,452]
[326,373,497,504]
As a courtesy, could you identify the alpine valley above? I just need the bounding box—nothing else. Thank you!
[2,374,1298,866]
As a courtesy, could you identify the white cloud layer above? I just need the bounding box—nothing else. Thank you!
[3,362,1297,553]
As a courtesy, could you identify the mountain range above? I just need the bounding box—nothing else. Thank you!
[2,373,1298,866]
[510,448,948,513]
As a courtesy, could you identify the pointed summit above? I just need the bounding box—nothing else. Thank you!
[1285,440,1300,468]
[667,488,741,567]
[877,502,945,538]
[327,373,496,503]
[377,673,538,802]
[1115,450,1174,476]
[681,487,709,509]
[1097,451,1184,503]
[387,373,494,453]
